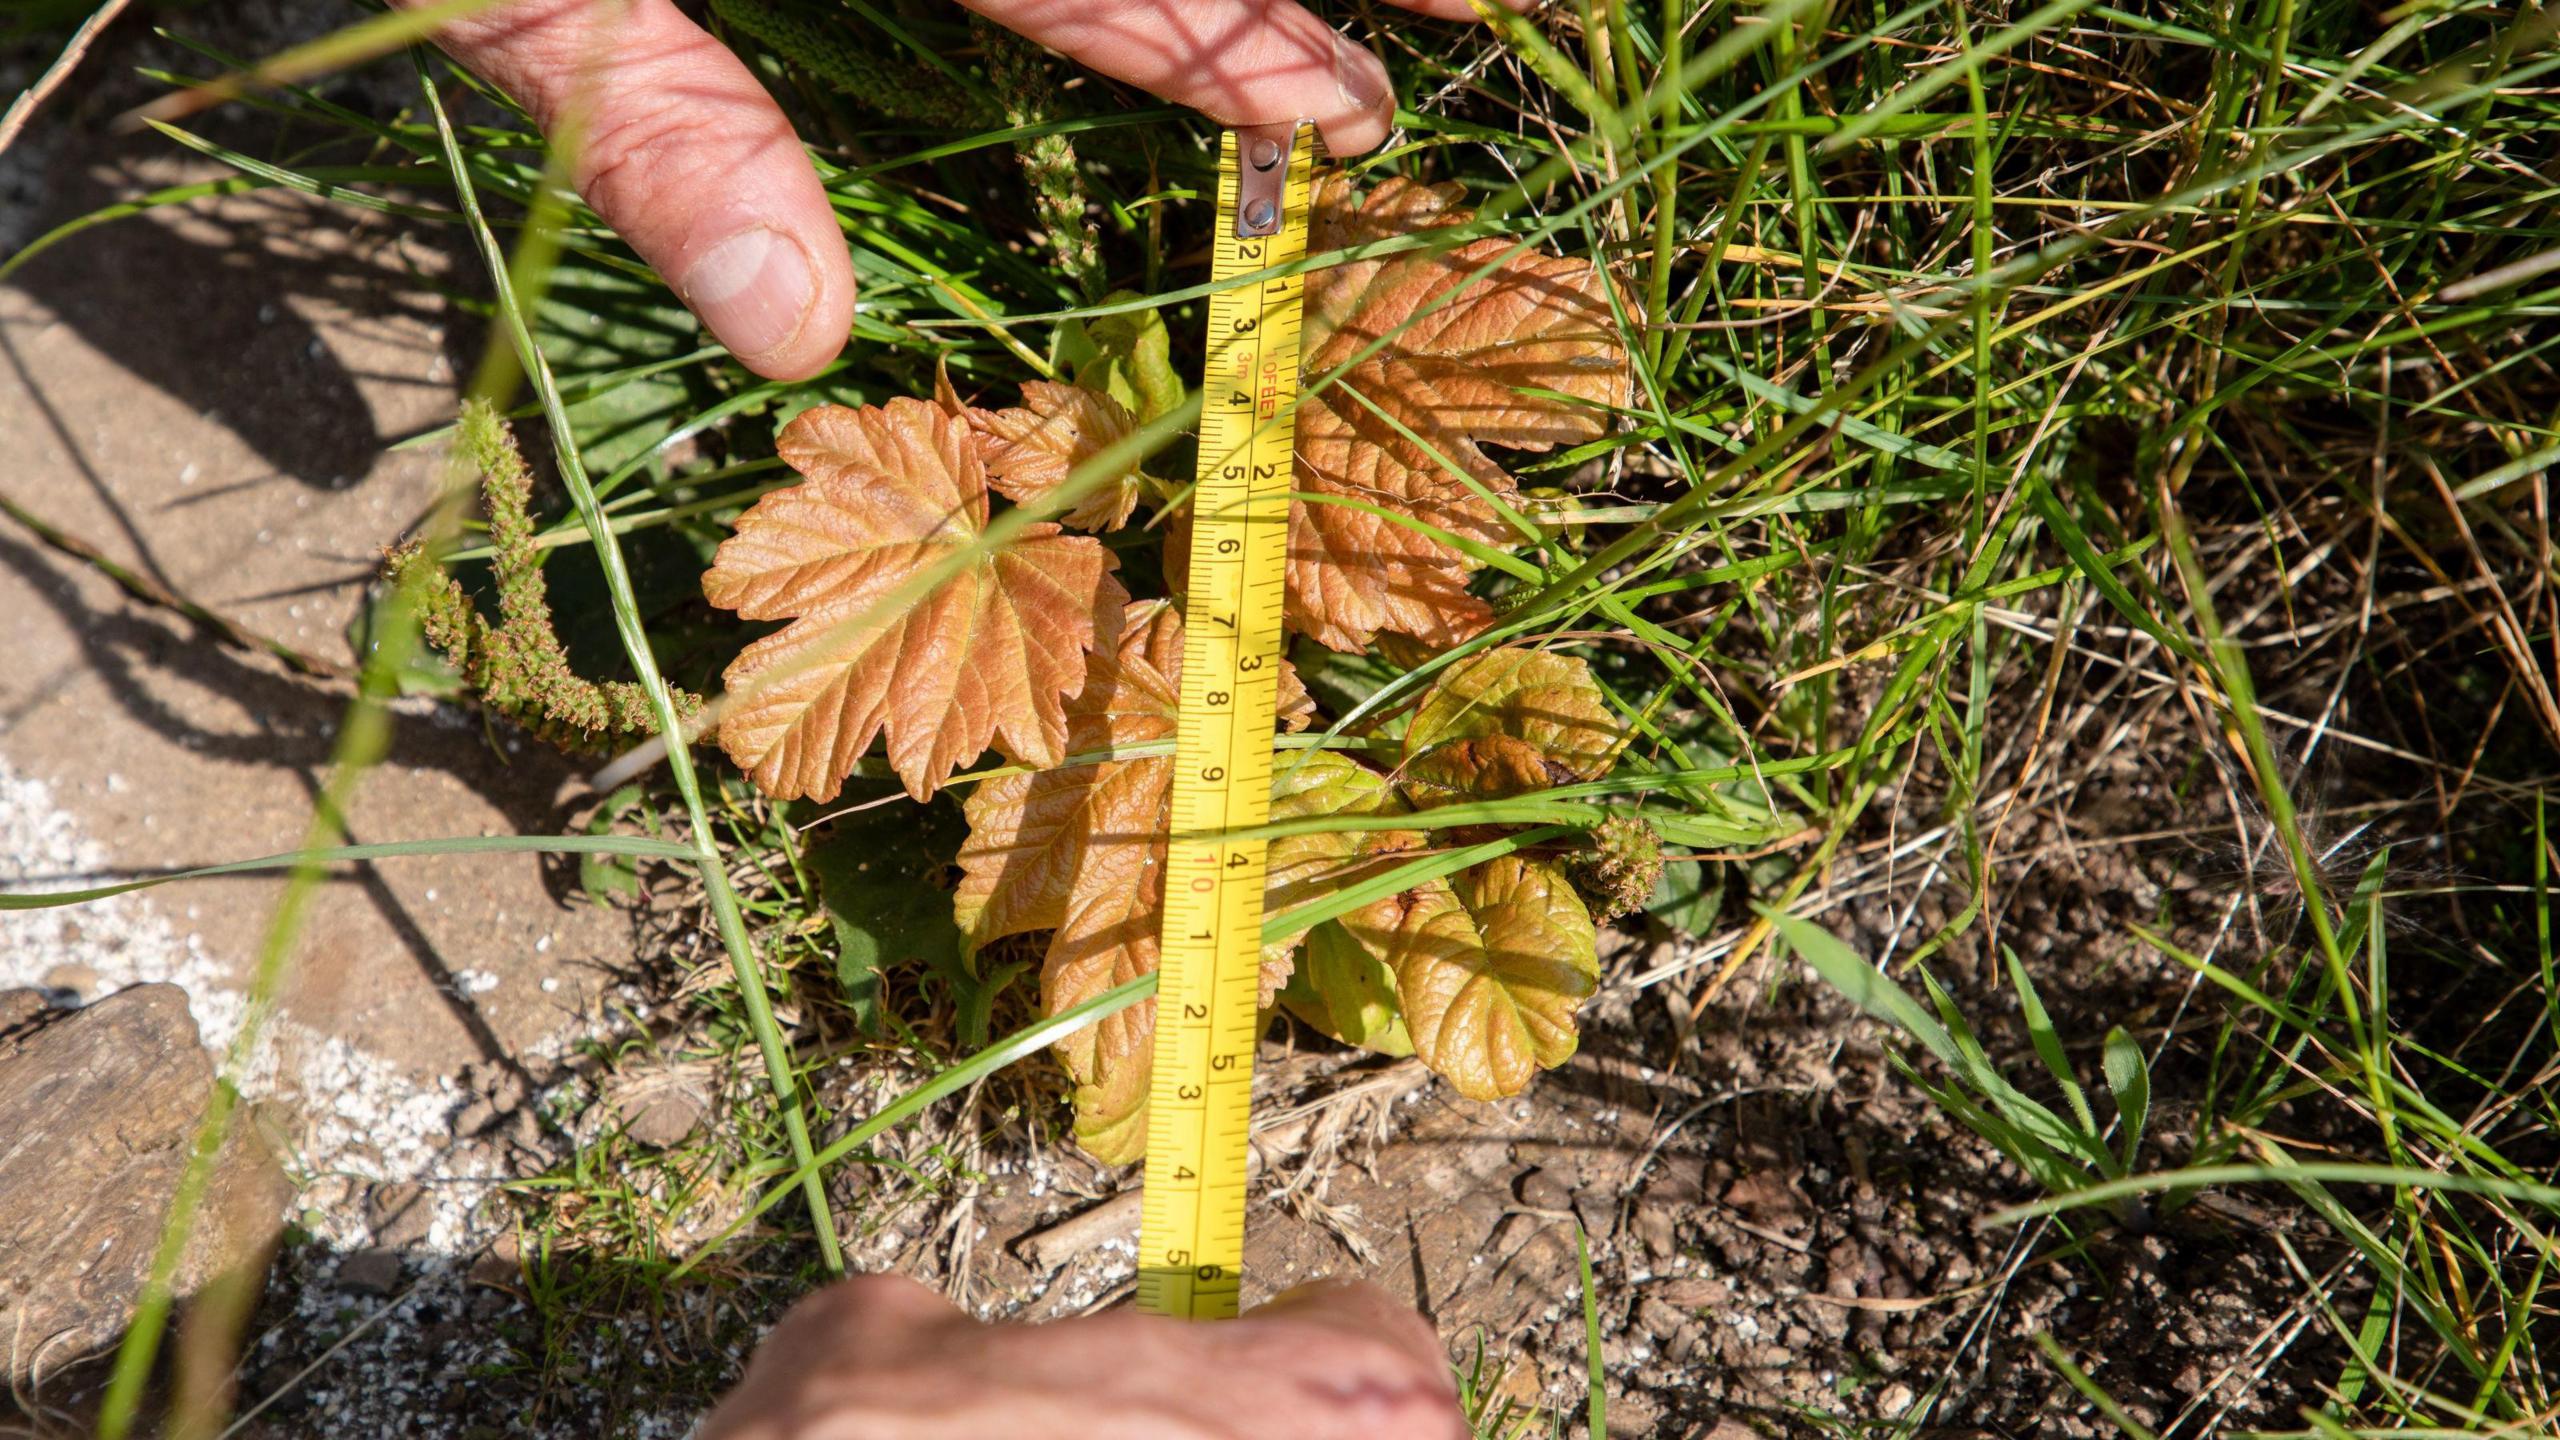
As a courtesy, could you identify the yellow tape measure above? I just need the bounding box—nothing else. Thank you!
[1136,120,1316,1322]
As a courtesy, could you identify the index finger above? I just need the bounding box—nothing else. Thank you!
[957,0,1522,156]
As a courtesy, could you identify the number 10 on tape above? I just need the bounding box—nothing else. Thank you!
[1135,120,1315,1322]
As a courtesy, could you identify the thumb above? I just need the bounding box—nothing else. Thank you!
[409,0,854,380]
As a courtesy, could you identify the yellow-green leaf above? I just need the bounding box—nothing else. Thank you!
[1278,920,1413,1057]
[1261,750,1411,978]
[1345,854,1597,1099]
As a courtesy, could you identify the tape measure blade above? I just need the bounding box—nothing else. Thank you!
[1136,121,1315,1321]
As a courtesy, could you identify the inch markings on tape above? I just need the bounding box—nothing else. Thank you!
[1135,119,1316,1322]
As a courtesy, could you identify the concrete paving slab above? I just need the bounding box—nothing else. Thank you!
[0,132,651,1253]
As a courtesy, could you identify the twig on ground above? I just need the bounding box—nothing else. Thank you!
[0,0,133,157]
[0,488,352,681]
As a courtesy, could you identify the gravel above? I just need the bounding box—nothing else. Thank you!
[0,754,506,1254]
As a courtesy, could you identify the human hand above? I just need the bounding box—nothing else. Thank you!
[696,1274,1469,1439]
[406,0,1518,382]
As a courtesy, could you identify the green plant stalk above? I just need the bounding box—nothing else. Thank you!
[1814,0,2097,154]
[392,345,734,451]
[1659,128,1770,379]
[419,59,844,1270]
[440,468,791,561]
[1474,0,1632,156]
[1771,0,1829,377]
[95,587,425,1440]
[837,0,988,100]
[2157,502,2397,1171]
[2538,792,2554,1058]
[2469,1249,2550,1418]
[1603,0,1644,131]
[1578,1220,1607,1440]
[1987,1163,2560,1232]
[0,834,697,910]
[711,0,997,128]
[2162,0,2298,509]
[1952,0,1995,547]
[1639,0,1685,374]
[392,404,700,750]
[1732,499,2030,997]
[0,171,393,282]
[1519,35,2560,632]
[1576,0,1646,250]
[976,19,1104,303]
[1943,0,2000,960]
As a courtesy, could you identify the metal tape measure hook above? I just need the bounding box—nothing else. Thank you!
[1233,121,1300,238]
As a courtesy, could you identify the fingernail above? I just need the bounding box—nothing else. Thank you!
[680,226,816,363]
[1332,30,1382,113]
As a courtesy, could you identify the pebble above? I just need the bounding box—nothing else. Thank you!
[337,1247,406,1296]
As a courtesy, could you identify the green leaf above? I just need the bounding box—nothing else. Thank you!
[1923,966,2117,1179]
[1263,750,1409,968]
[1771,909,1966,1072]
[2103,1026,2151,1167]
[1784,911,2111,1188]
[1056,291,1182,423]
[2005,946,2095,1136]
[534,263,726,480]
[946,952,1030,1051]
[1279,921,1414,1057]
[805,785,970,1033]
[1645,855,1725,935]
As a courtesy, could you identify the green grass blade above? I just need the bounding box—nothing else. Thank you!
[1578,1218,1607,1440]
[416,53,846,1270]
[0,834,696,909]
[2101,1027,2150,1169]
[2006,946,2097,1137]
[669,973,1156,1276]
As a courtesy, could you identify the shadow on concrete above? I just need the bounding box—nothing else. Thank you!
[4,117,483,501]
[0,526,611,1071]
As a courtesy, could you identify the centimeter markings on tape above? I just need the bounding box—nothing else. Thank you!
[1134,120,1316,1323]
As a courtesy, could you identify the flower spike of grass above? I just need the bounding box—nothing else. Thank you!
[417,52,844,1270]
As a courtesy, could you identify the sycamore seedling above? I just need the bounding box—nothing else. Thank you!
[695,171,1636,1159]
